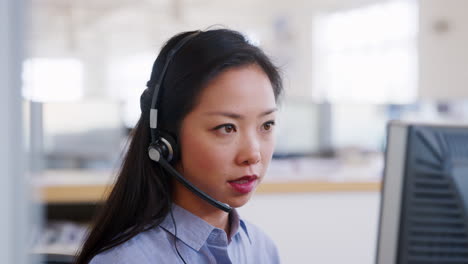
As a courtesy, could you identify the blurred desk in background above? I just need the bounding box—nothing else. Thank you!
[39,179,381,204]
[258,181,380,193]
[39,180,382,204]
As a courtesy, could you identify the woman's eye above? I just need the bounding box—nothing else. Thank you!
[262,121,275,132]
[214,124,237,134]
[223,124,236,133]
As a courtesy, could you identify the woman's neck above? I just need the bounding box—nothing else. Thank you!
[173,185,231,237]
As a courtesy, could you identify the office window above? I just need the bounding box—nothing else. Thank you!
[312,0,418,104]
[23,58,84,102]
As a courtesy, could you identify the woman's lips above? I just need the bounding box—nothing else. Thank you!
[228,175,258,194]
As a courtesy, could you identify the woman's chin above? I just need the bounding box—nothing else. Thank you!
[225,193,254,208]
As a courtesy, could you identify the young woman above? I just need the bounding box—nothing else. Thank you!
[76,28,283,264]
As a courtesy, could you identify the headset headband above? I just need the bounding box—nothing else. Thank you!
[149,31,201,143]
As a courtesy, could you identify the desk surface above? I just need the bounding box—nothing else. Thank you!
[38,180,381,204]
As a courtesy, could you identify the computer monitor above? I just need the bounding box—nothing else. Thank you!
[376,121,468,264]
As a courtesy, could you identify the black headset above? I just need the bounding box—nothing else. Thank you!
[144,31,232,213]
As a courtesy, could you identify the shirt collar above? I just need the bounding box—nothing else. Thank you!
[159,204,251,251]
[229,207,252,244]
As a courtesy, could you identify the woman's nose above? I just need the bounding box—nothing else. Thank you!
[236,135,261,165]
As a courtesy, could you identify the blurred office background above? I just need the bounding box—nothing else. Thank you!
[3,0,468,263]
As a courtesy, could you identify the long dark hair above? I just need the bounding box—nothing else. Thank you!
[75,28,283,264]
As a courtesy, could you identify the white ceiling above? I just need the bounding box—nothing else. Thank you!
[29,0,382,57]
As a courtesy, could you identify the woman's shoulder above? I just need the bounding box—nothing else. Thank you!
[241,219,278,249]
[239,219,280,263]
[88,226,172,264]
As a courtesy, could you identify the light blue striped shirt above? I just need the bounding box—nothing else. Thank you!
[89,204,279,263]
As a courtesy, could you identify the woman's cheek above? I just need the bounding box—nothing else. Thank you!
[187,140,231,173]
[262,137,275,158]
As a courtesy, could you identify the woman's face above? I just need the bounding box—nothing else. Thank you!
[176,64,277,209]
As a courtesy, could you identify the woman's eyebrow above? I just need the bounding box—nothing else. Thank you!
[204,108,277,119]
[260,108,277,117]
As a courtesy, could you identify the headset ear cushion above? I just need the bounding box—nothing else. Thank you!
[157,130,179,163]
